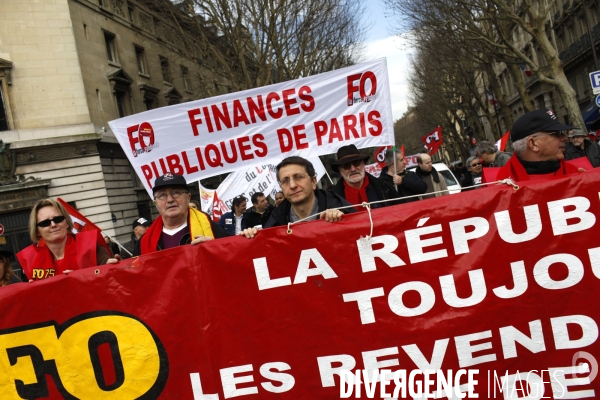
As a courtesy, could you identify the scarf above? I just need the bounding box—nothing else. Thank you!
[497,155,579,181]
[415,166,440,182]
[343,174,370,212]
[16,231,98,281]
[140,207,214,254]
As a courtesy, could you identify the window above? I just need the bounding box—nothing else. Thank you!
[181,66,190,91]
[160,56,171,82]
[0,85,9,131]
[135,45,147,75]
[98,0,105,7]
[104,31,118,63]
[128,6,135,23]
[115,92,127,117]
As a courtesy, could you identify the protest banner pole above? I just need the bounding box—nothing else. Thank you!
[101,232,133,257]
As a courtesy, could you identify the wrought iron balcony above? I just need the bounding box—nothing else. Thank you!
[559,21,600,65]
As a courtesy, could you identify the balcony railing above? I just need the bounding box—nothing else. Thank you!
[559,21,600,65]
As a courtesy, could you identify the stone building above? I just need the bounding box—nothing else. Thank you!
[486,0,600,132]
[0,0,231,271]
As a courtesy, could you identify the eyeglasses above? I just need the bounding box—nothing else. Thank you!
[154,190,188,201]
[537,131,567,138]
[470,162,482,167]
[339,160,364,170]
[37,215,66,227]
[280,173,309,187]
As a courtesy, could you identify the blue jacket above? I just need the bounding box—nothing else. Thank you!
[217,211,247,236]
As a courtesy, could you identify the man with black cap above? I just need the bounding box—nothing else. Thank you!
[121,217,151,259]
[138,173,228,255]
[498,109,582,181]
[564,128,600,168]
[331,144,400,211]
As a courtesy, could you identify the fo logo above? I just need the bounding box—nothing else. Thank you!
[0,311,168,399]
[127,122,157,157]
[347,71,377,106]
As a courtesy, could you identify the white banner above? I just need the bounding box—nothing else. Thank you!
[200,158,327,215]
[364,163,383,177]
[405,153,420,168]
[108,59,393,195]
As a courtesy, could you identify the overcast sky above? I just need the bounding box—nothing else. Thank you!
[362,1,413,122]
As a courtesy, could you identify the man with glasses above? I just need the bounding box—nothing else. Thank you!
[498,110,581,181]
[331,144,400,211]
[380,149,426,202]
[138,173,228,255]
[241,156,353,238]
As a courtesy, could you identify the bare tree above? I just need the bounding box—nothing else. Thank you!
[145,0,366,96]
[385,0,585,129]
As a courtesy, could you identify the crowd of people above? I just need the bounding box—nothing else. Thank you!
[2,109,597,287]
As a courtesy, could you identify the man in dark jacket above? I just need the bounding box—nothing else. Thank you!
[380,149,427,202]
[564,129,600,168]
[241,156,354,238]
[244,192,274,228]
[331,145,401,211]
[474,141,511,167]
[121,217,151,259]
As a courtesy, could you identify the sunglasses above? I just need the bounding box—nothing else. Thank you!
[470,162,482,167]
[340,160,364,170]
[37,215,66,227]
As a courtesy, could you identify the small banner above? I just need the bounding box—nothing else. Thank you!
[422,126,443,154]
[108,59,394,196]
[1,170,599,398]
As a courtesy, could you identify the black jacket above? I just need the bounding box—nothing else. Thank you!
[244,204,274,228]
[379,167,427,202]
[265,189,354,227]
[460,173,483,191]
[332,172,403,208]
[564,140,600,168]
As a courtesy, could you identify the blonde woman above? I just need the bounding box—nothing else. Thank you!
[17,199,117,281]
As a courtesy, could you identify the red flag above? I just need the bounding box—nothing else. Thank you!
[57,198,112,256]
[400,144,405,158]
[422,126,443,154]
[211,192,225,222]
[374,146,392,168]
[495,131,510,152]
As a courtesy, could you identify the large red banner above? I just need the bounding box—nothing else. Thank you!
[1,171,600,399]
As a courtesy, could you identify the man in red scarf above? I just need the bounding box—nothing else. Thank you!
[497,110,582,181]
[331,145,401,212]
[138,173,229,255]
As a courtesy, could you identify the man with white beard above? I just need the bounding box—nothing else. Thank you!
[331,144,401,212]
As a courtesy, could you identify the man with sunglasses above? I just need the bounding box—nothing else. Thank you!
[241,156,354,238]
[138,173,228,255]
[497,110,581,181]
[331,144,400,211]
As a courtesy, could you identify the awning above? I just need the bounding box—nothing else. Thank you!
[582,101,600,128]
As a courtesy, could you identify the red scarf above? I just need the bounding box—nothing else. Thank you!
[140,208,215,255]
[16,230,98,281]
[343,174,370,212]
[497,155,580,182]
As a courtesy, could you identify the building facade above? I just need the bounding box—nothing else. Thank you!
[486,0,600,132]
[0,0,230,271]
